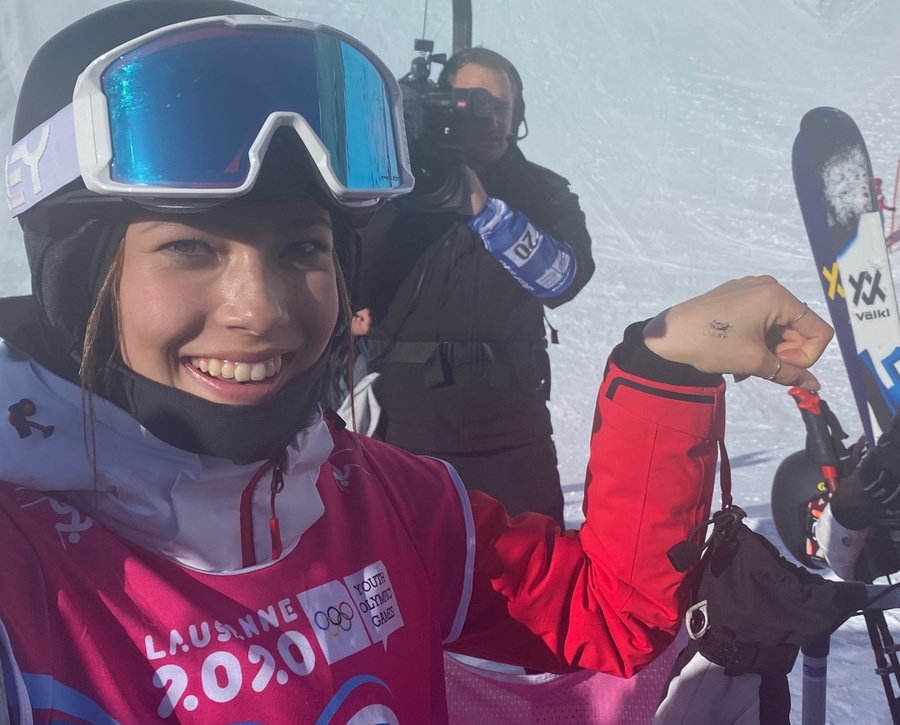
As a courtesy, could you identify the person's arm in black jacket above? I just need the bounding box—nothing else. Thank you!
[465,161,594,308]
[525,166,595,308]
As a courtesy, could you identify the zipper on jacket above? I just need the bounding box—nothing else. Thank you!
[268,459,285,561]
[239,456,285,567]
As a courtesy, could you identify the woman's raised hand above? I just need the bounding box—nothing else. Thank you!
[642,276,834,391]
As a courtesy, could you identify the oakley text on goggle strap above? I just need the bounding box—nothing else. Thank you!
[6,15,414,216]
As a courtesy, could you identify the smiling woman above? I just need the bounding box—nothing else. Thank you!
[117,199,339,406]
[0,0,835,723]
[67,195,355,462]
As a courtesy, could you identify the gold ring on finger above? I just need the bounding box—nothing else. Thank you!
[790,302,809,326]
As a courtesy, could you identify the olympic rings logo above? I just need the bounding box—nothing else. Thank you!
[314,602,355,637]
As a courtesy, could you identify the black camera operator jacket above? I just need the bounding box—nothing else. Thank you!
[358,145,595,454]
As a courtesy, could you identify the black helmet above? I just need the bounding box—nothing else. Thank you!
[771,449,830,570]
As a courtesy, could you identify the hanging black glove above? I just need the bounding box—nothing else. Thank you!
[826,420,900,582]
[832,421,900,529]
[859,421,900,513]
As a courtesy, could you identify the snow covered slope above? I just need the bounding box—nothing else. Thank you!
[4,0,900,721]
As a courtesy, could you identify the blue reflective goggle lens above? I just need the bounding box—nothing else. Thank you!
[101,24,403,193]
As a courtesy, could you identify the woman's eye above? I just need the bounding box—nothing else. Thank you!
[161,239,214,256]
[283,241,328,263]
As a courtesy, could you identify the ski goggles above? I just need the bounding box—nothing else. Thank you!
[6,15,414,216]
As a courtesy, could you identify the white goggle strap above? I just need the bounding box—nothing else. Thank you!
[6,104,81,216]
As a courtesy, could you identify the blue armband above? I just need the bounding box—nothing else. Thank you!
[468,197,576,299]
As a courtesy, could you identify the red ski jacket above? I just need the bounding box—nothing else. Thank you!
[0,346,724,723]
[450,358,724,674]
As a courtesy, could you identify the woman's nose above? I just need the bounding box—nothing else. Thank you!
[216,252,289,335]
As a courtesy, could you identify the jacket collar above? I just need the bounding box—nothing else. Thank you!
[0,342,333,572]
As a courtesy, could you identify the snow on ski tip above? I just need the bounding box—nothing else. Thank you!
[823,146,874,228]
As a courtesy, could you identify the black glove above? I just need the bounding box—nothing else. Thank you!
[859,421,900,513]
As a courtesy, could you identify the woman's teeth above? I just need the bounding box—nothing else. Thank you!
[190,355,282,383]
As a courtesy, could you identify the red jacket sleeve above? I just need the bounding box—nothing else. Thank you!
[446,353,725,676]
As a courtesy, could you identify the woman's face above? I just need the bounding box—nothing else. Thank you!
[117,198,339,406]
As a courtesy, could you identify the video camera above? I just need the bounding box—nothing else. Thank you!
[398,39,497,210]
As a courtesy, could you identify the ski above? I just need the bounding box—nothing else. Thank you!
[792,106,900,444]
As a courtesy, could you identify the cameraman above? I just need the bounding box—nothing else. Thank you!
[356,47,594,529]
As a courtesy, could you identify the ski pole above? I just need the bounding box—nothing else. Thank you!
[873,594,900,698]
[870,608,900,714]
[788,387,841,491]
[789,387,843,724]
[801,633,829,725]
[865,611,900,724]
[892,154,900,243]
